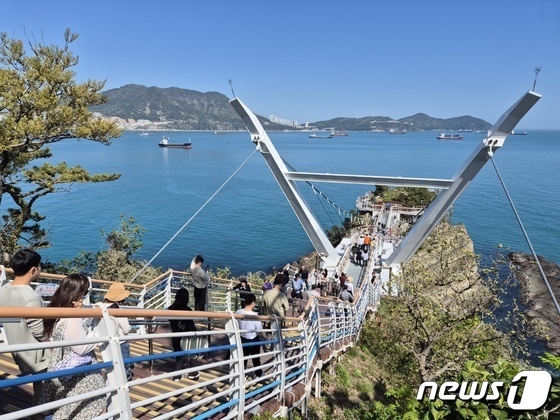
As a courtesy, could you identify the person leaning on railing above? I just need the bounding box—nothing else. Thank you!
[39,274,105,420]
[229,276,252,309]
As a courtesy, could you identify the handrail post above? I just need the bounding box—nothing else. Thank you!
[226,289,232,312]
[96,305,133,419]
[165,271,174,309]
[225,311,245,419]
[270,315,286,409]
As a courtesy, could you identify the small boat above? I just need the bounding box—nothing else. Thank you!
[330,131,349,137]
[437,133,464,140]
[158,136,192,149]
[139,132,153,136]
[309,133,333,138]
[511,130,527,135]
[389,130,407,135]
[214,131,226,135]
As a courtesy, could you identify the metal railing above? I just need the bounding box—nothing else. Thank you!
[0,266,383,419]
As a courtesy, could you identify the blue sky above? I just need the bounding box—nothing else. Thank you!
[2,0,559,128]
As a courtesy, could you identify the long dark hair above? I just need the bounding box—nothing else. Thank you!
[43,274,90,338]
[169,287,190,311]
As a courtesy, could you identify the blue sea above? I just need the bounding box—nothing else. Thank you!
[35,129,560,277]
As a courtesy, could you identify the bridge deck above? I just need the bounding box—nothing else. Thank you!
[0,323,282,419]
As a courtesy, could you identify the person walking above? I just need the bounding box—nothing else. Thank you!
[298,265,309,290]
[40,274,105,420]
[236,293,264,378]
[363,233,372,252]
[345,277,355,297]
[190,255,210,311]
[168,288,199,381]
[291,274,304,300]
[307,284,321,300]
[0,249,51,405]
[362,248,369,268]
[274,268,290,295]
[350,243,358,263]
[262,277,289,318]
[355,247,363,266]
[338,284,354,303]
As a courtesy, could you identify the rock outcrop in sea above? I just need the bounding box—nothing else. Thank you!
[509,252,560,351]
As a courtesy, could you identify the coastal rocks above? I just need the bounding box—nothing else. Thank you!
[509,252,560,351]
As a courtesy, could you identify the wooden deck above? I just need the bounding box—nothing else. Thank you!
[0,323,304,419]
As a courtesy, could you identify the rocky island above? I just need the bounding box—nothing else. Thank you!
[509,252,560,351]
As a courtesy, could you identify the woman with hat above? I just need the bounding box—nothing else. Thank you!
[96,283,132,380]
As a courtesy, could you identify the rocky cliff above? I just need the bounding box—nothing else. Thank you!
[509,252,560,351]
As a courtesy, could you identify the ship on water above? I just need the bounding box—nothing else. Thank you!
[0,89,544,419]
[158,136,192,149]
[437,133,464,140]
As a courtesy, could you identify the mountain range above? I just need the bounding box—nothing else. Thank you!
[89,84,492,132]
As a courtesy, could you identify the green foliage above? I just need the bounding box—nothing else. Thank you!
[326,224,346,246]
[383,222,531,383]
[372,186,436,208]
[54,216,160,284]
[326,211,362,246]
[214,267,232,279]
[0,29,122,260]
[336,364,351,387]
[101,215,145,257]
[403,356,560,419]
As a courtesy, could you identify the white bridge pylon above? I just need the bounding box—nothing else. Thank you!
[230,90,541,271]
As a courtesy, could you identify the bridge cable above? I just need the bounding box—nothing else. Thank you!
[313,185,339,227]
[281,158,353,222]
[489,155,560,316]
[128,149,259,283]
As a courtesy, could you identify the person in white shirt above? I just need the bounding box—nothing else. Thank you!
[362,248,369,267]
[235,293,264,377]
[307,284,321,300]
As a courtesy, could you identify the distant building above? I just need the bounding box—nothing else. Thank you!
[270,115,299,127]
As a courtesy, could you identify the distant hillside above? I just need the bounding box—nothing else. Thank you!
[313,112,491,132]
[89,84,280,131]
[90,84,492,132]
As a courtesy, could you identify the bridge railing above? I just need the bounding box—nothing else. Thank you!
[0,267,384,419]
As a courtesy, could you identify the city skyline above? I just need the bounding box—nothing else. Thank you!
[2,0,559,129]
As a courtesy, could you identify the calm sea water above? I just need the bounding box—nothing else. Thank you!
[35,129,560,277]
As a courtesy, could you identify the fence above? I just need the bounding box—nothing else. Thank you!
[0,264,384,419]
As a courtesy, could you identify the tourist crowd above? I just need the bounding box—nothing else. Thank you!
[0,243,381,417]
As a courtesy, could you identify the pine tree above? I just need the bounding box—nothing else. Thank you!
[0,29,121,260]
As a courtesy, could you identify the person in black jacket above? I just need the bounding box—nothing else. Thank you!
[168,288,199,381]
[231,276,252,309]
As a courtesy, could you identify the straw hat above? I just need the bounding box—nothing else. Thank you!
[105,283,131,302]
[346,276,354,283]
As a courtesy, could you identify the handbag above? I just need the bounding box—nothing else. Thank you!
[55,351,93,371]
